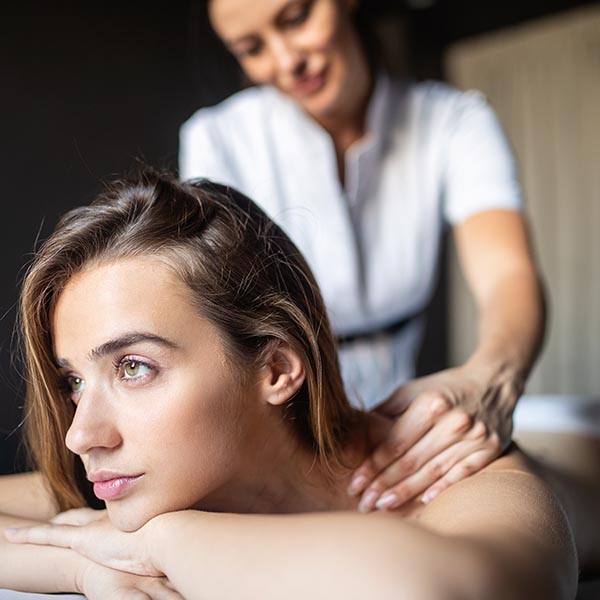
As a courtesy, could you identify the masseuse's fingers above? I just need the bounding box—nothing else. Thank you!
[355,410,481,511]
[366,430,495,511]
[417,440,501,505]
[347,392,452,497]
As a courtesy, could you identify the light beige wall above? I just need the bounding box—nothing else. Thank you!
[445,5,600,394]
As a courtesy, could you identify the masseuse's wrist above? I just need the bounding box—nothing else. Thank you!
[464,349,525,411]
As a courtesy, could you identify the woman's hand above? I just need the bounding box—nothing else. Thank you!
[348,361,521,511]
[5,507,161,578]
[80,561,182,600]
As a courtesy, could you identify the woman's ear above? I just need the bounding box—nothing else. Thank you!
[258,342,305,406]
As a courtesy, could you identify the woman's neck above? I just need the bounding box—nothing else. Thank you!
[200,411,393,515]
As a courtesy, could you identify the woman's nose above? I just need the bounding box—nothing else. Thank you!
[65,391,121,456]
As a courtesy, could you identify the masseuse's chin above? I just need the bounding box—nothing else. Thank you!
[298,71,347,121]
[298,88,339,121]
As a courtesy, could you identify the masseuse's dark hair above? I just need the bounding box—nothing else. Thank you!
[19,171,356,510]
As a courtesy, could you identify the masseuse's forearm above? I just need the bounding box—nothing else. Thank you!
[454,211,546,401]
[149,511,483,600]
[0,513,85,593]
[468,268,545,396]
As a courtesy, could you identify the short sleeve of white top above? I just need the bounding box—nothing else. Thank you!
[180,75,523,409]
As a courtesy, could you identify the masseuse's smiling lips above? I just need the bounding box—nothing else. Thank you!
[88,470,145,501]
[290,65,328,99]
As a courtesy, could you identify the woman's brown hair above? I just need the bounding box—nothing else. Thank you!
[19,171,355,511]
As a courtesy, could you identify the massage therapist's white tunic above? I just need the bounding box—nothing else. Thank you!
[179,75,523,409]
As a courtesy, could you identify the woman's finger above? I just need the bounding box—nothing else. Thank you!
[4,522,76,548]
[348,392,452,496]
[121,591,152,600]
[140,577,184,600]
[51,507,106,526]
[356,410,477,510]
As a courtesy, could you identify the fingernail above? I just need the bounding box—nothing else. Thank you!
[4,528,18,538]
[347,475,368,496]
[421,489,440,505]
[358,490,380,513]
[375,493,399,510]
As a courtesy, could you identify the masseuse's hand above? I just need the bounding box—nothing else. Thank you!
[5,507,162,578]
[348,362,520,512]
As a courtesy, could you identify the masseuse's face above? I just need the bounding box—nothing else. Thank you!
[208,0,368,124]
[52,258,262,531]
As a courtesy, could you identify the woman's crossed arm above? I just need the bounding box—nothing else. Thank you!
[6,451,578,600]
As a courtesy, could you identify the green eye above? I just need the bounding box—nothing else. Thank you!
[121,360,152,379]
[68,376,85,393]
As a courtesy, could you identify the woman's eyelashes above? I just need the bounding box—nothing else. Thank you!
[60,356,157,400]
[114,356,156,384]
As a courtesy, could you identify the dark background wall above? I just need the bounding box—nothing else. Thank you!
[1,0,596,474]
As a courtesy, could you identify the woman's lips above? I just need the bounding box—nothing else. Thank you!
[90,474,144,501]
[293,68,327,98]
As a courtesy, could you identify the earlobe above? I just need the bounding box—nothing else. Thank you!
[260,342,305,406]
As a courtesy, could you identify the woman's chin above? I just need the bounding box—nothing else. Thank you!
[106,503,156,532]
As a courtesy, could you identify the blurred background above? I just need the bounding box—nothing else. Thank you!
[1,0,598,473]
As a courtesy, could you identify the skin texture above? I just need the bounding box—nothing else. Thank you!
[207,0,547,513]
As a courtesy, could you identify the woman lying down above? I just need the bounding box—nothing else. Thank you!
[1,173,599,600]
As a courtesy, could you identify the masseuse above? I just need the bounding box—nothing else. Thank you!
[179,0,546,509]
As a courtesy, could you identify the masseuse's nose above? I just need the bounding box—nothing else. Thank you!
[65,387,122,456]
[269,34,306,80]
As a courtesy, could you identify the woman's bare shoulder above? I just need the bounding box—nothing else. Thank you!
[417,444,560,532]
[410,444,578,598]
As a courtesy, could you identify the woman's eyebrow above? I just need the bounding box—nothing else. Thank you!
[54,333,180,368]
[88,333,179,360]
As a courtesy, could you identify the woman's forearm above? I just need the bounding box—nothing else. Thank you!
[0,513,85,594]
[147,511,482,600]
